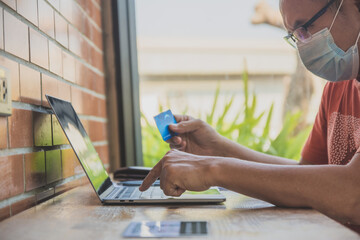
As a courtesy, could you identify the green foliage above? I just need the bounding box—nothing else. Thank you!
[141,67,312,167]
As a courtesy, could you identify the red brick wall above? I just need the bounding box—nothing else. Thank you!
[0,0,109,221]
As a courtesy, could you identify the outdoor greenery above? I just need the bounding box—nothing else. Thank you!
[141,67,312,167]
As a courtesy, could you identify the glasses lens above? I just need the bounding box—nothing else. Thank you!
[294,27,312,43]
[284,35,297,48]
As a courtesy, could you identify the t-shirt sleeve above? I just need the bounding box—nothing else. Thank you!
[301,84,329,164]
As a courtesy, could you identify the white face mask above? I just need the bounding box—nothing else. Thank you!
[297,1,360,82]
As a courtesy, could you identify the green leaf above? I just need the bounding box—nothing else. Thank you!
[207,83,220,126]
[141,60,313,167]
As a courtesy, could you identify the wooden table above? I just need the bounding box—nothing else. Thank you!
[0,183,358,240]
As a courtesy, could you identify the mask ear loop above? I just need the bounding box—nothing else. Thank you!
[356,31,360,46]
[329,0,344,31]
[354,31,360,54]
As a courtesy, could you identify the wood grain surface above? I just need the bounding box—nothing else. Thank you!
[0,184,358,240]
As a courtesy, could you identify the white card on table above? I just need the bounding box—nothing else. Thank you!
[123,221,208,238]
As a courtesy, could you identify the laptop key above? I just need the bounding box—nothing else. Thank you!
[115,187,127,199]
[121,187,137,199]
[130,188,142,199]
[105,187,122,200]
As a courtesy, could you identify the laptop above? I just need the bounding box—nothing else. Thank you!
[46,95,226,204]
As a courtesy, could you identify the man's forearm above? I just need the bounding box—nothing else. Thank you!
[209,155,360,224]
[218,136,298,165]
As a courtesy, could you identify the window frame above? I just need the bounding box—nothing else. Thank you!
[111,0,143,167]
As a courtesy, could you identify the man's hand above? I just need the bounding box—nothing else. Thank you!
[139,149,216,196]
[166,115,223,157]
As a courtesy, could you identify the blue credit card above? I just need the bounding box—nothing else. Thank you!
[154,110,178,141]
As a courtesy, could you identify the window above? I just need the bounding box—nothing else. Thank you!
[110,0,323,167]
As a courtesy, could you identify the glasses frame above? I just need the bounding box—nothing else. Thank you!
[284,0,337,48]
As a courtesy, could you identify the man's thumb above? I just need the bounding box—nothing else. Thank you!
[169,119,202,133]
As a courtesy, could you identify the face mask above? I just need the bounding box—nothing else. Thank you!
[297,1,360,82]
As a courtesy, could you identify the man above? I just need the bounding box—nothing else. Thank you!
[139,0,360,225]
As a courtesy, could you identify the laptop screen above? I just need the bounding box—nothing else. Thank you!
[47,95,111,196]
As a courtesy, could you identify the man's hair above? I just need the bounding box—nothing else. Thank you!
[355,0,360,12]
[329,0,360,12]
[329,0,342,11]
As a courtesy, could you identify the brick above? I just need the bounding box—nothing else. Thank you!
[90,2,101,28]
[88,120,107,142]
[41,74,58,107]
[82,18,91,42]
[77,0,88,13]
[98,98,107,118]
[0,205,10,221]
[46,150,62,184]
[8,109,33,148]
[0,56,20,101]
[73,9,85,32]
[83,94,106,118]
[52,115,68,145]
[68,25,82,57]
[17,0,38,26]
[57,81,71,102]
[95,145,109,165]
[49,41,63,77]
[30,29,49,69]
[24,151,46,191]
[61,149,76,178]
[0,8,3,49]
[38,0,55,38]
[91,48,103,72]
[91,25,103,50]
[60,0,82,28]
[54,12,68,48]
[0,117,7,149]
[78,65,105,95]
[19,64,41,105]
[1,0,16,10]
[72,4,83,31]
[73,4,87,32]
[81,91,93,115]
[33,112,52,147]
[0,155,24,201]
[60,0,74,23]
[75,60,90,88]
[80,38,90,63]
[71,86,83,114]
[80,118,89,134]
[41,75,71,106]
[95,74,105,95]
[47,0,60,10]
[4,11,29,61]
[62,51,75,82]
[94,0,101,6]
[11,195,36,216]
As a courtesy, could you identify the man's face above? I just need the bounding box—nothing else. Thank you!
[280,0,359,53]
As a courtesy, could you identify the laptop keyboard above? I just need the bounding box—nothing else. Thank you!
[105,186,166,201]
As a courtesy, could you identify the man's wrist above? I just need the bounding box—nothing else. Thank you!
[216,136,237,158]
[206,156,225,187]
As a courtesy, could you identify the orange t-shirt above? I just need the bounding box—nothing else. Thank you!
[302,79,360,165]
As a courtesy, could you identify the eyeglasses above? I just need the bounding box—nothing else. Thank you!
[284,0,336,48]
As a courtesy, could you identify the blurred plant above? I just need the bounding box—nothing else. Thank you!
[141,66,312,167]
